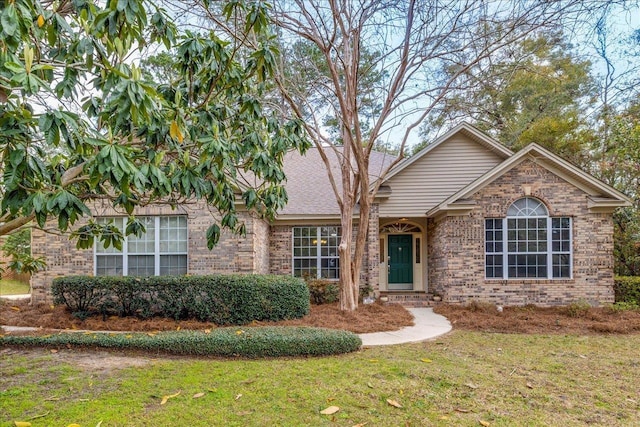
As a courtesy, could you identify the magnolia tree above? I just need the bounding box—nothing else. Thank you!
[190,0,615,311]
[0,0,308,267]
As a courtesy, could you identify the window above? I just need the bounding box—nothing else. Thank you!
[485,198,571,279]
[293,226,340,279]
[95,216,187,276]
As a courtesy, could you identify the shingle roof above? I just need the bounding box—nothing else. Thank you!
[278,147,396,216]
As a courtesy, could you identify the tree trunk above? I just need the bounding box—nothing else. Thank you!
[338,203,358,311]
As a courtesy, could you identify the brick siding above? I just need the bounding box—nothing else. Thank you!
[427,160,615,306]
[31,200,268,303]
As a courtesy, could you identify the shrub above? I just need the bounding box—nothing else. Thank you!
[307,278,339,305]
[565,299,591,318]
[52,275,310,325]
[606,301,640,313]
[466,299,496,313]
[614,276,640,305]
[0,327,361,357]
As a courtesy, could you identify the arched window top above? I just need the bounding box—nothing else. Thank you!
[381,222,421,233]
[507,198,548,217]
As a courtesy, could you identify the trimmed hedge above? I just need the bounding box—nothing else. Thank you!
[0,327,362,357]
[614,276,640,304]
[52,275,310,325]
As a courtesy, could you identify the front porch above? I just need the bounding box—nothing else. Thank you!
[375,218,431,305]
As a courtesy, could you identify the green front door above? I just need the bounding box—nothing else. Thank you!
[388,234,413,290]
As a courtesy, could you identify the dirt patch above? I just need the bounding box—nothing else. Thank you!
[0,299,414,334]
[434,303,640,335]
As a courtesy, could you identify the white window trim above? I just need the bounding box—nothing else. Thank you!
[291,226,340,280]
[94,216,188,276]
[485,216,573,280]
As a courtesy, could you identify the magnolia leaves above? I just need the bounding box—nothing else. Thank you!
[320,406,340,415]
[160,391,181,405]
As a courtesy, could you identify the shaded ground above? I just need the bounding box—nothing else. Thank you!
[0,298,414,334]
[434,302,640,335]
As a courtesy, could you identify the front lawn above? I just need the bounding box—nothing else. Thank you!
[0,279,29,296]
[2,331,639,426]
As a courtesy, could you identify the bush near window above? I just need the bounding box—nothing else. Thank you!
[0,327,361,357]
[614,276,640,305]
[306,278,339,305]
[52,275,310,324]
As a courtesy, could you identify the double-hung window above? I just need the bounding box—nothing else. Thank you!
[485,198,572,279]
[293,226,341,279]
[95,216,188,276]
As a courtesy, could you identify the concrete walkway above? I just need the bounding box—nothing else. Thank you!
[0,294,30,300]
[359,307,452,346]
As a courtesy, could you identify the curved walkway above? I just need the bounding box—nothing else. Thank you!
[359,307,452,346]
[1,300,452,347]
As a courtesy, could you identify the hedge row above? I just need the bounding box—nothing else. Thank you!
[52,275,310,325]
[0,327,362,357]
[614,276,640,304]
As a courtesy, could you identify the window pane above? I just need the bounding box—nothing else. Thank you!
[160,255,187,275]
[128,255,155,276]
[508,254,547,278]
[160,216,187,253]
[96,255,123,276]
[128,217,155,254]
[293,226,341,279]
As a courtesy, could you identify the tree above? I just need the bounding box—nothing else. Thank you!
[416,31,595,164]
[0,0,307,252]
[186,0,615,311]
[590,97,640,275]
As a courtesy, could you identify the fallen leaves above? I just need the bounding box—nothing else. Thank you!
[192,392,205,399]
[14,422,31,427]
[479,420,491,426]
[320,406,340,415]
[386,399,402,408]
[160,391,181,405]
[421,358,433,363]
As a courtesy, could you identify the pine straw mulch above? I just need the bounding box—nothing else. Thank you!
[434,302,640,335]
[0,298,414,335]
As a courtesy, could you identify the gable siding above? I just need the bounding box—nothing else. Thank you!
[379,135,504,217]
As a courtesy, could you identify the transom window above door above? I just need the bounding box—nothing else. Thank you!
[486,198,572,279]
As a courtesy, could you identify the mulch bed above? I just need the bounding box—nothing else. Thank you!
[0,299,414,334]
[434,303,640,335]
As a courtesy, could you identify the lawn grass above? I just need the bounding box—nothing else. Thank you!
[0,279,29,296]
[2,331,639,426]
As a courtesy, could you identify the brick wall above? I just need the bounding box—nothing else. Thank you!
[269,219,378,292]
[31,200,267,303]
[428,160,616,306]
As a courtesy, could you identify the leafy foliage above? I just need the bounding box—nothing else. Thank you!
[614,276,640,305]
[306,278,339,305]
[0,0,308,252]
[0,327,362,357]
[421,32,594,164]
[51,274,310,324]
[0,229,45,276]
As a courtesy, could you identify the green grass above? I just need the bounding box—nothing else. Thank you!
[0,279,29,295]
[2,331,639,426]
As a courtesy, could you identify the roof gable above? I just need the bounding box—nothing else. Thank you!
[428,143,632,216]
[382,122,512,184]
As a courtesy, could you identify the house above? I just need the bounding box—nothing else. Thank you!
[30,123,631,306]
